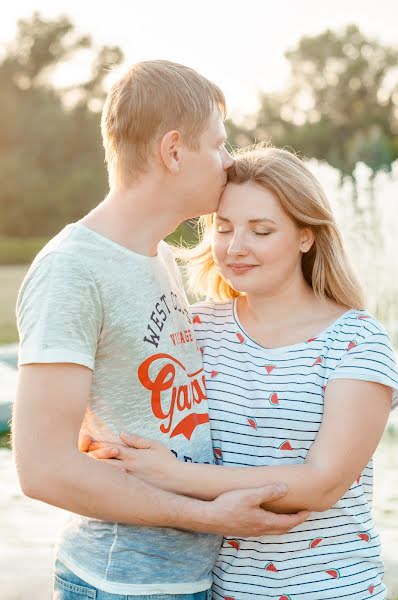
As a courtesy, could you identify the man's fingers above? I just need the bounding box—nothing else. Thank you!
[262,510,310,533]
[248,483,288,505]
[120,431,152,449]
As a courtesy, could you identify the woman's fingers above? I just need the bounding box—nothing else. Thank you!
[78,433,95,452]
[88,447,120,460]
[120,431,153,449]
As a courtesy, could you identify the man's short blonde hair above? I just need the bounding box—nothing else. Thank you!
[101,60,227,189]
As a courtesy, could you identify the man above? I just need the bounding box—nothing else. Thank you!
[13,60,307,599]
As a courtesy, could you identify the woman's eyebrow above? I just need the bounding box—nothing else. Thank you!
[216,216,276,224]
[248,218,276,224]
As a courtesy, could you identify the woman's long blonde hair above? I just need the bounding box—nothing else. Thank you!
[177,145,365,309]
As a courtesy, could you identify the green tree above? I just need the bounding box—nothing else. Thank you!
[0,13,123,237]
[254,25,398,178]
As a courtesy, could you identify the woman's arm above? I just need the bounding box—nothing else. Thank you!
[88,379,392,513]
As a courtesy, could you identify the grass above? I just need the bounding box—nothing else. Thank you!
[0,236,49,265]
[0,265,28,344]
[0,431,11,448]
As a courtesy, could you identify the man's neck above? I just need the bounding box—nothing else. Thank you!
[80,185,181,257]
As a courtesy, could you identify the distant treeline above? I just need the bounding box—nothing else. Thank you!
[0,14,397,239]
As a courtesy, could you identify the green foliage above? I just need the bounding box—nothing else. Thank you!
[0,13,123,237]
[249,25,398,178]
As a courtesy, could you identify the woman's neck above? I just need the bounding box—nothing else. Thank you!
[237,278,346,348]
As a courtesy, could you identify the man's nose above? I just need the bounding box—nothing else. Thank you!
[222,147,234,170]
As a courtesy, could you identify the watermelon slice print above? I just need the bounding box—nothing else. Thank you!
[347,340,356,351]
[356,475,361,485]
[214,448,223,459]
[192,315,202,324]
[227,539,240,550]
[210,370,218,378]
[265,365,276,374]
[358,532,370,542]
[279,441,293,451]
[357,314,370,320]
[306,337,317,343]
[247,417,257,430]
[325,569,340,579]
[279,596,292,600]
[236,332,245,343]
[269,392,280,405]
[224,597,235,600]
[312,356,323,366]
[368,585,375,594]
[265,562,278,572]
[309,537,323,548]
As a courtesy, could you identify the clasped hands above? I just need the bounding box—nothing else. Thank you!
[79,431,179,492]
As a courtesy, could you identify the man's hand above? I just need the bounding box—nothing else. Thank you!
[207,484,309,537]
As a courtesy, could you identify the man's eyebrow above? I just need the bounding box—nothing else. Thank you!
[216,216,276,224]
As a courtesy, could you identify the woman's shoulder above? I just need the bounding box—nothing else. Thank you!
[328,309,392,344]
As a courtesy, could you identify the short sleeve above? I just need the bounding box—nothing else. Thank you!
[329,329,398,409]
[16,252,103,369]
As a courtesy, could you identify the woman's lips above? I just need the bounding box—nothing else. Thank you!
[227,264,258,275]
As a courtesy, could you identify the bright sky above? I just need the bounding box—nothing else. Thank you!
[1,0,397,119]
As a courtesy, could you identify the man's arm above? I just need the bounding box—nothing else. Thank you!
[13,363,308,536]
[91,379,392,513]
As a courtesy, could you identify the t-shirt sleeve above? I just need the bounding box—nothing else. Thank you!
[328,328,398,409]
[16,252,103,369]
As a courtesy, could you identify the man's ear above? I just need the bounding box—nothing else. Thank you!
[300,227,315,253]
[160,130,182,174]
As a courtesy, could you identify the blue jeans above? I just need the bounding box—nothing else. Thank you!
[53,560,211,600]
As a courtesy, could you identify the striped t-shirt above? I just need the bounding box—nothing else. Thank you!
[193,300,398,600]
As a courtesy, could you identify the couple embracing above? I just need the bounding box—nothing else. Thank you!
[14,60,397,600]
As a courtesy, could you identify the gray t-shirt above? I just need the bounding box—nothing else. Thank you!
[17,223,222,595]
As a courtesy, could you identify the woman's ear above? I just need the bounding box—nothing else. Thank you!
[300,228,315,253]
[159,130,182,175]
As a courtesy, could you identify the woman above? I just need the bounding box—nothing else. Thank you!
[89,147,398,599]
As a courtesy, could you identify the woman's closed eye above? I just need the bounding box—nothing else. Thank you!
[216,225,232,233]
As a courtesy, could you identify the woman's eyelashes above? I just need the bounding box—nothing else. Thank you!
[215,225,272,236]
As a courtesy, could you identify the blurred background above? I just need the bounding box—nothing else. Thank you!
[0,1,397,598]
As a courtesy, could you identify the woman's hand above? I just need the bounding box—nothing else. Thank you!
[85,432,180,492]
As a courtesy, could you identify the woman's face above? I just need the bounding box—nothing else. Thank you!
[211,181,314,297]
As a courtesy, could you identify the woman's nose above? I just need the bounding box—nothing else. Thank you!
[227,235,248,256]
